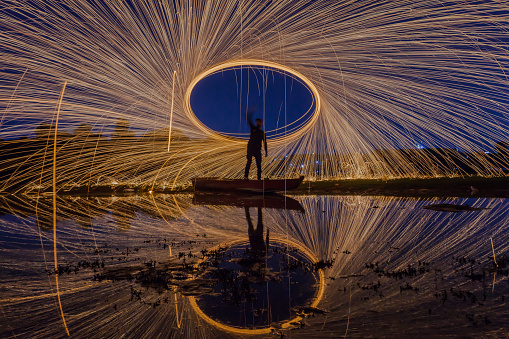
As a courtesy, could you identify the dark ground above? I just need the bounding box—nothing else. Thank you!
[292,176,509,198]
[15,176,507,198]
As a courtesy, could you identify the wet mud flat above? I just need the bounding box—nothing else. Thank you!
[323,249,509,337]
[28,229,508,338]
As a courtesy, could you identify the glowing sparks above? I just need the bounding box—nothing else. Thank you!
[0,1,508,191]
[168,71,177,152]
[183,59,321,144]
[52,81,69,336]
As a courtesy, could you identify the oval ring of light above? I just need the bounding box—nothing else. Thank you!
[188,236,325,335]
[184,59,321,145]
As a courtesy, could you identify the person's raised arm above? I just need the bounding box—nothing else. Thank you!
[247,113,255,129]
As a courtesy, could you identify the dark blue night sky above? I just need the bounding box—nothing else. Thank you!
[190,66,315,139]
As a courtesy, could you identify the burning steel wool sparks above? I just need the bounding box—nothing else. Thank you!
[1,3,509,338]
[0,1,508,192]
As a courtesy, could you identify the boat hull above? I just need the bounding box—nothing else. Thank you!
[192,176,304,193]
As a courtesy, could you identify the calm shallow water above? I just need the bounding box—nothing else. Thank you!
[0,194,508,338]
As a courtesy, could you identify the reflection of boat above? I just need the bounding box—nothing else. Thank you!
[191,176,304,193]
[193,193,305,213]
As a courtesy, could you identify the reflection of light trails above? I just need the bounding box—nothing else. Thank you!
[0,284,100,303]
[0,195,507,337]
[187,236,325,335]
[53,82,69,336]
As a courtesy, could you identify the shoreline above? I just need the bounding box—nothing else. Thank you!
[293,176,509,198]
[3,176,508,198]
[292,177,509,198]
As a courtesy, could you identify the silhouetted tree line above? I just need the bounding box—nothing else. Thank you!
[370,146,509,176]
[269,146,509,178]
[0,119,190,191]
[0,118,508,192]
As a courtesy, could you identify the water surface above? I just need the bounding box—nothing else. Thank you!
[0,194,508,338]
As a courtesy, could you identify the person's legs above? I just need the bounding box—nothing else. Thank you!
[244,154,253,179]
[254,152,262,180]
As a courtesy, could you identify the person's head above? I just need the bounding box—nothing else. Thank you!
[255,118,263,128]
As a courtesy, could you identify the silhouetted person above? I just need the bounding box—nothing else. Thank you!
[245,207,269,258]
[244,114,267,180]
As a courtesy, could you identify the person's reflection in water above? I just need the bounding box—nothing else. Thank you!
[244,207,269,266]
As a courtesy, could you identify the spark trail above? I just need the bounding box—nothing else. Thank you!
[1,0,508,191]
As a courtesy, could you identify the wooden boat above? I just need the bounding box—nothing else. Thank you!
[193,193,305,213]
[191,176,304,193]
